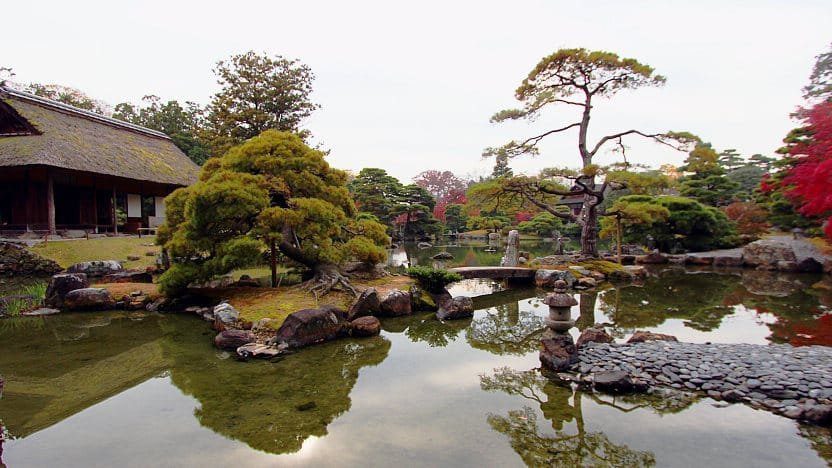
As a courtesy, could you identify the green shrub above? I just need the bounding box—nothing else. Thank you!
[1,282,47,316]
[406,266,463,292]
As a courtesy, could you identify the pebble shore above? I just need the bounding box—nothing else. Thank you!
[575,341,832,421]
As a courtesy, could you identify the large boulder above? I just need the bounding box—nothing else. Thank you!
[350,316,381,337]
[539,334,578,371]
[627,330,678,343]
[797,257,824,274]
[432,252,454,260]
[212,302,241,331]
[235,342,281,359]
[636,251,668,264]
[436,296,474,320]
[410,286,437,312]
[0,241,62,277]
[271,307,347,349]
[801,404,832,426]
[66,260,123,278]
[214,329,256,350]
[100,269,153,283]
[575,277,597,289]
[348,287,381,319]
[743,240,797,269]
[713,256,743,267]
[45,273,90,308]
[379,289,412,317]
[685,255,714,266]
[593,370,649,394]
[63,288,115,311]
[576,326,613,348]
[534,269,576,288]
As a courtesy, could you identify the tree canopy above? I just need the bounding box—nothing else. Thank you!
[485,48,691,255]
[607,195,738,252]
[204,51,319,155]
[157,130,389,295]
[113,95,211,165]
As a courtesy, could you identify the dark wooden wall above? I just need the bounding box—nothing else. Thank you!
[0,165,181,232]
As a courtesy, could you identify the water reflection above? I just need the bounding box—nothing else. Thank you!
[1,267,831,466]
[388,240,574,269]
[480,367,705,467]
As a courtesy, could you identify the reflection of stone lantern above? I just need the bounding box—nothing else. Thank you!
[539,280,579,371]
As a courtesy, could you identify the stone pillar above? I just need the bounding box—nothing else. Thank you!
[539,280,579,371]
[501,229,520,266]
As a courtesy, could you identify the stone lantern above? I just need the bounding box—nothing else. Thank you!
[543,280,577,334]
[539,279,579,371]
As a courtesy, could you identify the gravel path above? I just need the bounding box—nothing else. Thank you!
[576,341,832,422]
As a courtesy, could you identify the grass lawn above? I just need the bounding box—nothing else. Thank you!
[208,274,416,329]
[32,236,160,270]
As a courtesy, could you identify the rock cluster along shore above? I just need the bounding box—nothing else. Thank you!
[573,340,832,426]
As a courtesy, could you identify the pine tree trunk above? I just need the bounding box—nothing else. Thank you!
[269,239,278,287]
[580,200,599,257]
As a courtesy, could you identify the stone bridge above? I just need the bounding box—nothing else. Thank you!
[449,266,536,282]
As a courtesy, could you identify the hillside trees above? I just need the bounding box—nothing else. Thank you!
[113,95,211,165]
[157,131,389,295]
[485,48,691,256]
[204,51,319,155]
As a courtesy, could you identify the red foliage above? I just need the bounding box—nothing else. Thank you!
[514,211,533,223]
[783,102,832,239]
[413,170,466,200]
[722,201,769,237]
[433,204,446,221]
[433,189,467,222]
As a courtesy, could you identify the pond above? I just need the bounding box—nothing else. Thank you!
[1,268,830,467]
[388,239,582,269]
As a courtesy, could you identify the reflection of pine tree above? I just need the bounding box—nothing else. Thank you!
[597,271,737,332]
[405,314,469,347]
[467,303,545,355]
[481,368,656,466]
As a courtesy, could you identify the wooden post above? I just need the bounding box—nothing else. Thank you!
[46,171,56,235]
[92,187,98,234]
[112,187,118,235]
[24,168,31,232]
[270,239,278,288]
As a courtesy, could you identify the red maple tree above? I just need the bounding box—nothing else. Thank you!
[783,101,832,239]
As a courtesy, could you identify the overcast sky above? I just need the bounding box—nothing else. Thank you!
[4,0,830,181]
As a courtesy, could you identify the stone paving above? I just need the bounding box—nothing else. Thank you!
[574,341,832,423]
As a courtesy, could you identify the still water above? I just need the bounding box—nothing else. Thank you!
[1,267,831,466]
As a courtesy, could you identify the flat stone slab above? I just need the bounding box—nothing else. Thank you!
[450,266,536,281]
[575,341,832,423]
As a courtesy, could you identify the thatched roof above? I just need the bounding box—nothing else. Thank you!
[0,86,199,186]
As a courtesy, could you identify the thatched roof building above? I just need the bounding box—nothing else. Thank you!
[0,85,199,235]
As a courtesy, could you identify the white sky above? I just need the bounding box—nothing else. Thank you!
[4,0,830,182]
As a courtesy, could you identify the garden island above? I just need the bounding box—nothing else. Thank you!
[1,32,831,468]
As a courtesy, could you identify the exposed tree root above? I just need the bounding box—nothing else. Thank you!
[301,264,359,298]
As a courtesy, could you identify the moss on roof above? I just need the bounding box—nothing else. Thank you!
[0,92,198,186]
